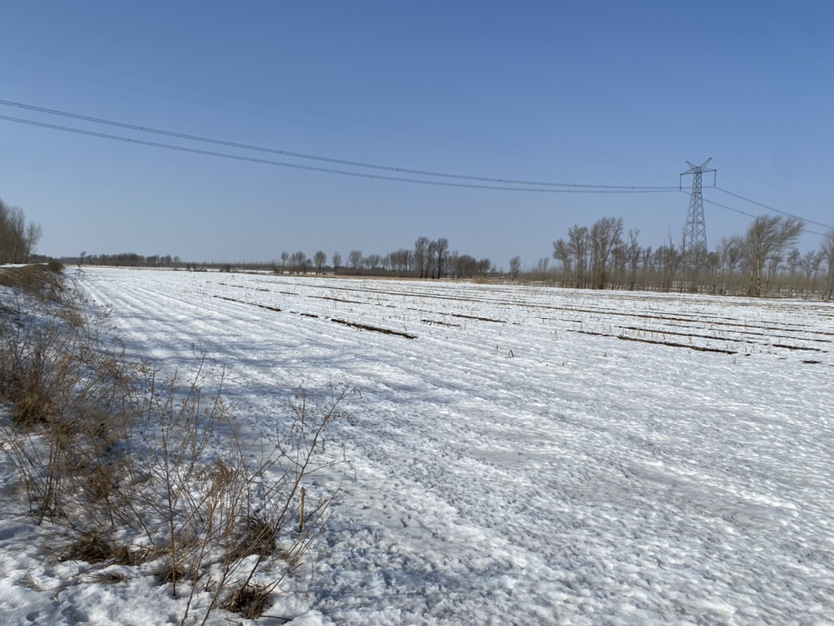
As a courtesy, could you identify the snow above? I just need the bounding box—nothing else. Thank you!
[2,267,834,624]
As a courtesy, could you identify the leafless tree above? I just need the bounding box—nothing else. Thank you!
[798,250,824,294]
[625,229,642,291]
[533,257,550,282]
[718,236,744,286]
[331,251,342,274]
[426,240,439,279]
[821,229,834,300]
[313,250,327,274]
[0,198,39,264]
[552,238,572,286]
[640,246,653,289]
[364,254,383,270]
[24,222,42,262]
[742,215,804,297]
[567,225,590,288]
[453,254,478,278]
[434,237,449,278]
[348,250,363,270]
[509,256,521,281]
[414,236,429,278]
[654,239,681,293]
[590,217,623,289]
[388,248,411,276]
[786,248,802,281]
[290,251,308,274]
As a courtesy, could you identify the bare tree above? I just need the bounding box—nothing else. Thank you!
[821,229,834,300]
[742,215,804,297]
[655,238,681,293]
[313,250,327,274]
[290,251,308,274]
[6,205,25,263]
[718,235,744,288]
[364,254,383,270]
[567,226,590,288]
[552,238,572,286]
[533,257,550,282]
[24,222,43,262]
[388,248,411,276]
[414,236,429,278]
[280,251,289,273]
[331,251,342,274]
[453,254,479,278]
[625,229,642,291]
[508,256,521,281]
[348,250,363,270]
[786,248,802,281]
[0,198,39,264]
[590,217,623,289]
[639,246,653,289]
[434,237,449,278]
[799,250,823,294]
[427,240,439,279]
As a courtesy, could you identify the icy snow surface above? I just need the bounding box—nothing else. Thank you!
[2,267,833,625]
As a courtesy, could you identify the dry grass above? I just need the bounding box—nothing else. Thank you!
[221,583,273,619]
[0,262,62,292]
[0,265,348,625]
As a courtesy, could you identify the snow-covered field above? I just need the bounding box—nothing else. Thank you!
[2,267,833,625]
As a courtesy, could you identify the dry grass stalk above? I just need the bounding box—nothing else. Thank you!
[0,267,349,625]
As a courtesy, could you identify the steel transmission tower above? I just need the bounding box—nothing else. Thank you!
[680,158,717,276]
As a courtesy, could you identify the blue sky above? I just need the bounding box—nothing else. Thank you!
[1,1,832,267]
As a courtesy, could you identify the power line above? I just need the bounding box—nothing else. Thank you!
[3,99,827,232]
[0,114,680,194]
[700,195,828,237]
[715,186,833,230]
[0,99,680,191]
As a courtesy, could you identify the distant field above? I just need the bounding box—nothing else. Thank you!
[79,267,834,625]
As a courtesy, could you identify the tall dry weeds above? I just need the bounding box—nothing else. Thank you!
[0,265,348,623]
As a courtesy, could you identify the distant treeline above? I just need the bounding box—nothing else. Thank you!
[70,236,495,279]
[61,215,834,300]
[73,252,182,267]
[273,238,492,279]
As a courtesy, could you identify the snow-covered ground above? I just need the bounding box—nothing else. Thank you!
[2,267,833,625]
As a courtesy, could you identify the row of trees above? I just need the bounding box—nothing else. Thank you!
[0,198,42,264]
[76,252,182,267]
[544,214,834,298]
[277,237,493,279]
[45,207,832,300]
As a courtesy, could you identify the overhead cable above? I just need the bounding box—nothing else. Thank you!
[715,186,833,230]
[700,195,828,237]
[0,115,679,194]
[0,99,679,191]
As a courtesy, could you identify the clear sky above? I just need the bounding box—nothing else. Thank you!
[1,1,832,268]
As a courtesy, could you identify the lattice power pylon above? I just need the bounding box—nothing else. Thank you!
[680,158,717,275]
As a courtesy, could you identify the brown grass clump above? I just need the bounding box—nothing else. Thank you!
[227,515,278,561]
[63,531,115,564]
[222,583,272,619]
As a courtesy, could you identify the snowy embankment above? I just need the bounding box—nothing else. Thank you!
[2,267,833,625]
